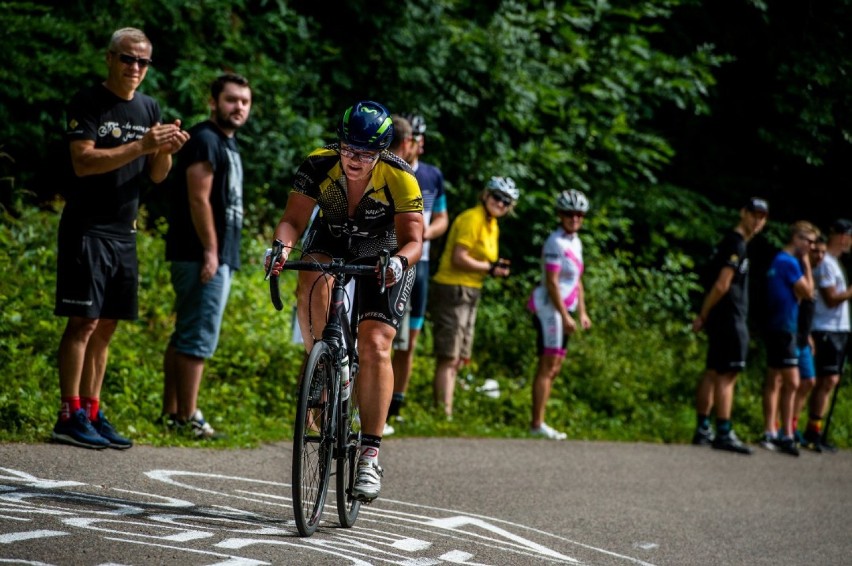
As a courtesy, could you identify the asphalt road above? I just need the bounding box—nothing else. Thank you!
[0,438,850,565]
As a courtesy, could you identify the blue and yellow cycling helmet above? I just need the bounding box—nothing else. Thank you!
[337,100,394,150]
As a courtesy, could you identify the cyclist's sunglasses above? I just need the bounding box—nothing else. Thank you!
[339,144,380,164]
[490,192,513,207]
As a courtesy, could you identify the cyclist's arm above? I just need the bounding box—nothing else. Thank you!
[273,192,316,258]
[394,211,424,266]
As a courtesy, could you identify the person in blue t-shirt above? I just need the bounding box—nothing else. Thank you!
[387,113,448,433]
[760,221,817,456]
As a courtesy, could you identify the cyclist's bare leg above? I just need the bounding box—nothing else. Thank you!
[58,316,99,398]
[297,254,333,351]
[434,356,462,417]
[356,319,396,436]
[532,353,564,429]
[79,319,118,400]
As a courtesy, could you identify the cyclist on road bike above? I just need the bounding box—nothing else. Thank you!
[270,100,424,502]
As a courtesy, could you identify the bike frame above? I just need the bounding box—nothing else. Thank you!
[266,244,388,536]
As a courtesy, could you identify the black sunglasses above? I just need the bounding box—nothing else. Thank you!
[490,192,513,206]
[111,51,152,68]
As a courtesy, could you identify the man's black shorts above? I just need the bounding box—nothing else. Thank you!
[705,318,748,374]
[812,331,849,377]
[55,233,138,320]
[765,330,798,369]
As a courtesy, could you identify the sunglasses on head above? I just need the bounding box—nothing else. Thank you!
[111,51,152,68]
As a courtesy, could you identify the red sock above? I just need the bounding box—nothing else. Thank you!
[60,397,81,421]
[82,397,100,421]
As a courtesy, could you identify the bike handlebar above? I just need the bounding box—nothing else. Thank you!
[266,240,391,311]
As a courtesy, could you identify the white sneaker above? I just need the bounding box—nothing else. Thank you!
[184,410,223,440]
[382,422,395,436]
[351,459,383,502]
[476,378,500,399]
[530,422,567,440]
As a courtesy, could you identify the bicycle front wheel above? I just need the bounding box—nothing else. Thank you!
[336,391,361,527]
[292,341,334,537]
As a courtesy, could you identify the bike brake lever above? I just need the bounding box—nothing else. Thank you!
[378,249,390,295]
[264,239,285,281]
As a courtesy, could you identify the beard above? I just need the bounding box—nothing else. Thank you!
[213,108,243,131]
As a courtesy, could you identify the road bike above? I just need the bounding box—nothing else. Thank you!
[266,239,389,537]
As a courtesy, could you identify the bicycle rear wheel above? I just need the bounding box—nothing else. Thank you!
[292,341,334,537]
[336,387,361,527]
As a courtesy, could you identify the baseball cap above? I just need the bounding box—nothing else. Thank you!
[830,218,852,235]
[744,197,769,214]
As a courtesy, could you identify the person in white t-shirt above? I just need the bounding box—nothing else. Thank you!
[527,189,592,440]
[804,218,852,452]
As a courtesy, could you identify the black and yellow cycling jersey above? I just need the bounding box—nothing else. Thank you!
[293,143,423,257]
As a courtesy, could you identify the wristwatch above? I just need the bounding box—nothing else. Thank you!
[395,255,410,271]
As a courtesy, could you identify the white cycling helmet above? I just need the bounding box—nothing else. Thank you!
[555,189,589,213]
[486,176,520,202]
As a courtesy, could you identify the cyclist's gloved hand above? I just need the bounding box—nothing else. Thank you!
[264,247,289,277]
[385,255,404,286]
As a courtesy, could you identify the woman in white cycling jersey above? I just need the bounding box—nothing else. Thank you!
[527,190,592,439]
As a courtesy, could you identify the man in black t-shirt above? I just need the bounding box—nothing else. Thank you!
[161,74,252,440]
[53,28,189,450]
[691,197,768,454]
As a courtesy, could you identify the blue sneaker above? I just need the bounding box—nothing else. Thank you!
[52,409,109,449]
[92,411,133,449]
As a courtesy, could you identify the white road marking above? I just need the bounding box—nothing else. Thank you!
[0,530,68,543]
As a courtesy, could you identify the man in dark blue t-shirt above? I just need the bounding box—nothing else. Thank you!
[161,74,252,439]
[691,197,768,454]
[760,221,817,456]
[388,113,449,433]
